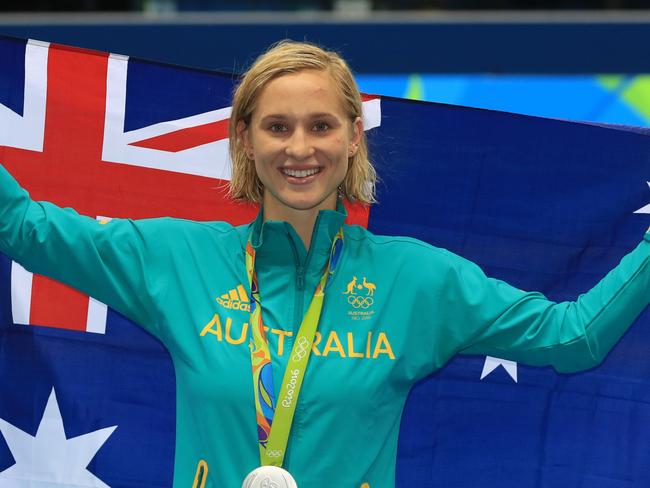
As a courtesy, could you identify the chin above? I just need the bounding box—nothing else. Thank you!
[279,191,337,212]
[284,198,328,212]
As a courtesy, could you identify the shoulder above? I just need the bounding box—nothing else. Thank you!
[343,224,468,266]
[342,226,493,299]
[117,217,247,252]
[339,227,490,305]
[131,217,239,236]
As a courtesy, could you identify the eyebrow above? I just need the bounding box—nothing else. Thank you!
[259,112,339,122]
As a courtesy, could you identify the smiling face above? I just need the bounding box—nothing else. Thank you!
[238,69,362,221]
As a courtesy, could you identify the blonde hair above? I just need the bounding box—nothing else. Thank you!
[228,40,377,204]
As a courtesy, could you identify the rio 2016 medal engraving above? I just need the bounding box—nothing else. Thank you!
[242,466,298,488]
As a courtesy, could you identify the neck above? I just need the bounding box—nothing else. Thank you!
[262,194,337,250]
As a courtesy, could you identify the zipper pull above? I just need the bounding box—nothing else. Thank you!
[296,266,305,290]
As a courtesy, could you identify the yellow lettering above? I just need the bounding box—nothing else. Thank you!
[225,318,247,345]
[323,331,346,358]
[271,329,292,356]
[311,331,322,356]
[192,459,208,488]
[347,332,364,358]
[372,332,395,360]
[201,318,396,361]
[200,314,223,341]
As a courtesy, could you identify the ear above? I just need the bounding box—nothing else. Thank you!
[348,116,363,157]
[236,120,254,159]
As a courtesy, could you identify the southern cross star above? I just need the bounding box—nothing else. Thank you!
[634,181,650,214]
[480,356,518,382]
[0,388,117,487]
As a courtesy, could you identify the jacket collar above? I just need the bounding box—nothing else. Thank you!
[247,201,347,263]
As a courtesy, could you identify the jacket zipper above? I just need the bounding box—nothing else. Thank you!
[287,231,303,350]
[283,216,321,465]
[289,215,320,327]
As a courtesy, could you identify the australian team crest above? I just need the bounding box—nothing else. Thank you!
[343,276,376,320]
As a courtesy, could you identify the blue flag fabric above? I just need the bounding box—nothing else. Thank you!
[1,36,650,487]
[376,100,650,486]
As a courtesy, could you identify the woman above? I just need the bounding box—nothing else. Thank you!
[1,41,650,488]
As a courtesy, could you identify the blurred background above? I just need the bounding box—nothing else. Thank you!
[0,1,648,126]
[1,1,649,11]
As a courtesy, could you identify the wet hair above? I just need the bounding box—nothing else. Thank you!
[228,40,376,204]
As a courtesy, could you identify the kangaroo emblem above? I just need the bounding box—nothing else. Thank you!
[362,277,376,296]
[343,276,358,294]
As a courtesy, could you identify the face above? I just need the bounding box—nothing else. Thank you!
[238,70,362,219]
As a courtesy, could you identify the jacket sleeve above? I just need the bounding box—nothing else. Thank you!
[0,163,169,331]
[444,234,650,373]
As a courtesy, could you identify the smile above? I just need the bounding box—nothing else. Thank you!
[281,167,321,178]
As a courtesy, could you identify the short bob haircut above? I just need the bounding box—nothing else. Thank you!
[228,40,377,204]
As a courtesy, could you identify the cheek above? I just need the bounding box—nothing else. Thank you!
[253,158,268,180]
[253,134,285,158]
[321,136,348,158]
[253,154,280,187]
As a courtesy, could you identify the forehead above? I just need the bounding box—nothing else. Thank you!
[254,70,347,117]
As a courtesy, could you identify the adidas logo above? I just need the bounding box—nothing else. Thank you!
[216,284,251,312]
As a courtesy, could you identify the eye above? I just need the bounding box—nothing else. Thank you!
[268,123,287,133]
[312,121,330,132]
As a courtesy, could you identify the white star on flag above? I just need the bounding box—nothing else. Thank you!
[634,181,650,214]
[0,388,117,487]
[480,356,518,383]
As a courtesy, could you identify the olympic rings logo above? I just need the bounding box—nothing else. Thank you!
[347,295,374,309]
[291,336,310,362]
[265,449,283,458]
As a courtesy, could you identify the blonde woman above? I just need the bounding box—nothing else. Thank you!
[1,41,649,488]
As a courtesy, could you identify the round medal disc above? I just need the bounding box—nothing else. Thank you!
[242,466,298,488]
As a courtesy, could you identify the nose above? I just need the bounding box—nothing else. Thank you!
[285,128,315,160]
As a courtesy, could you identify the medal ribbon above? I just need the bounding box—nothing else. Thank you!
[246,227,344,467]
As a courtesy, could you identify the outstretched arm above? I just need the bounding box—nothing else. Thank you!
[448,235,650,372]
[0,163,169,331]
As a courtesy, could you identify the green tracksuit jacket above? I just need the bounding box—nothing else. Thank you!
[2,163,650,488]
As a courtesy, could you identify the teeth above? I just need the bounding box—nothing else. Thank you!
[282,168,320,178]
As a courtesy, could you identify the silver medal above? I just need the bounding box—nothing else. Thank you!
[242,466,298,488]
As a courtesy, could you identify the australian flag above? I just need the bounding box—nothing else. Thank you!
[0,34,649,487]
